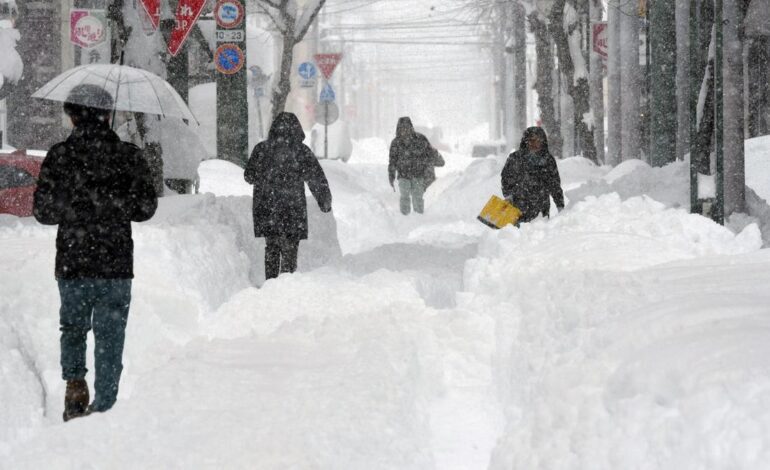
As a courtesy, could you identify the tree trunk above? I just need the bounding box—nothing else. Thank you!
[549,0,598,163]
[529,13,563,158]
[271,36,296,120]
[107,0,130,63]
[694,58,715,177]
[606,0,622,165]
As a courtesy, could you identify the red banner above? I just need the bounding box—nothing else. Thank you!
[167,0,206,56]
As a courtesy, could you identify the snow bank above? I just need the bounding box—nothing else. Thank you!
[0,193,340,445]
[463,192,767,469]
[567,159,690,209]
[746,134,770,202]
[0,20,22,88]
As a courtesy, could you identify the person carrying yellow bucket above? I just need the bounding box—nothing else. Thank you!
[501,126,564,223]
[478,126,564,229]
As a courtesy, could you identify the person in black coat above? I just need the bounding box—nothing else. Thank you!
[244,112,332,280]
[501,126,565,223]
[33,84,158,421]
[388,117,444,215]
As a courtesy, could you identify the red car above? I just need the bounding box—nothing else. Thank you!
[0,150,44,217]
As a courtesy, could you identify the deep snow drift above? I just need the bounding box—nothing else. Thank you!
[1,138,770,469]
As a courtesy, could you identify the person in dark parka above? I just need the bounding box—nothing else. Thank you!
[501,126,565,223]
[33,84,158,421]
[388,117,444,215]
[244,112,332,280]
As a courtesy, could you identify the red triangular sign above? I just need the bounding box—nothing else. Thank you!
[139,0,160,30]
[314,53,343,80]
[167,0,207,56]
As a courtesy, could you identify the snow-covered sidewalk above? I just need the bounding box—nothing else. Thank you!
[2,143,770,469]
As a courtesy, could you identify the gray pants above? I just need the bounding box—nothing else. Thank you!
[398,178,426,215]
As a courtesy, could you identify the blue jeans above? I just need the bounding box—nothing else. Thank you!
[58,279,132,412]
[398,178,426,215]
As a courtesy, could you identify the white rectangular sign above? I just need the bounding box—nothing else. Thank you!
[215,29,244,42]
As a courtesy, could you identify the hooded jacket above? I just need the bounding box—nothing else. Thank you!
[244,112,332,240]
[501,127,564,223]
[388,117,442,184]
[33,121,158,279]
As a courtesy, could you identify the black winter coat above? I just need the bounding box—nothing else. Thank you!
[501,128,565,223]
[388,117,443,184]
[244,113,332,240]
[33,122,158,279]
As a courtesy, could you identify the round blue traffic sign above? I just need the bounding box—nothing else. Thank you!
[215,44,244,75]
[298,62,317,80]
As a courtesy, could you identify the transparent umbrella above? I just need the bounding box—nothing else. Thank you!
[31,63,197,123]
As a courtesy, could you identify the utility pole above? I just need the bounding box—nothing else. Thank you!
[589,0,605,164]
[675,0,690,162]
[215,0,248,166]
[619,2,641,161]
[606,0,622,165]
[714,0,725,223]
[721,0,745,216]
[512,0,527,142]
[649,0,677,167]
[161,0,189,103]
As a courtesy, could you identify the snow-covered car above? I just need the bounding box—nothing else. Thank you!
[0,149,43,217]
[309,120,352,162]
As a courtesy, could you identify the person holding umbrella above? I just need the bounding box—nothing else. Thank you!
[33,84,158,421]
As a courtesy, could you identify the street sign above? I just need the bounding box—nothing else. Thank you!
[249,65,270,86]
[215,29,245,42]
[592,22,608,59]
[167,0,207,56]
[139,0,160,30]
[215,43,245,75]
[313,53,342,80]
[315,101,339,126]
[319,83,335,103]
[298,62,317,80]
[215,0,244,29]
[298,62,317,88]
[70,9,107,49]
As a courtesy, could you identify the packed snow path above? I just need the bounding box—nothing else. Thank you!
[2,139,770,469]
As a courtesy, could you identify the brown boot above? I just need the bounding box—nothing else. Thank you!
[63,379,90,422]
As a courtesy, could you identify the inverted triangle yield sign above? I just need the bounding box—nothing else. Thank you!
[139,0,160,30]
[314,53,342,80]
[167,0,207,56]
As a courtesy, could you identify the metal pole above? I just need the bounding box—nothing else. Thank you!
[324,102,329,159]
[714,0,725,224]
[256,94,264,140]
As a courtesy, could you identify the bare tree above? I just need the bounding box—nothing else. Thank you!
[528,11,563,158]
[253,0,326,119]
[549,0,598,163]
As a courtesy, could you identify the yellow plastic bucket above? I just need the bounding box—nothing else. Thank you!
[477,195,522,229]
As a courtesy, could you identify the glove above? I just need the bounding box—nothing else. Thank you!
[320,201,332,213]
[389,177,395,191]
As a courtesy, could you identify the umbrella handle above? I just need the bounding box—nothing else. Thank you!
[110,51,125,130]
